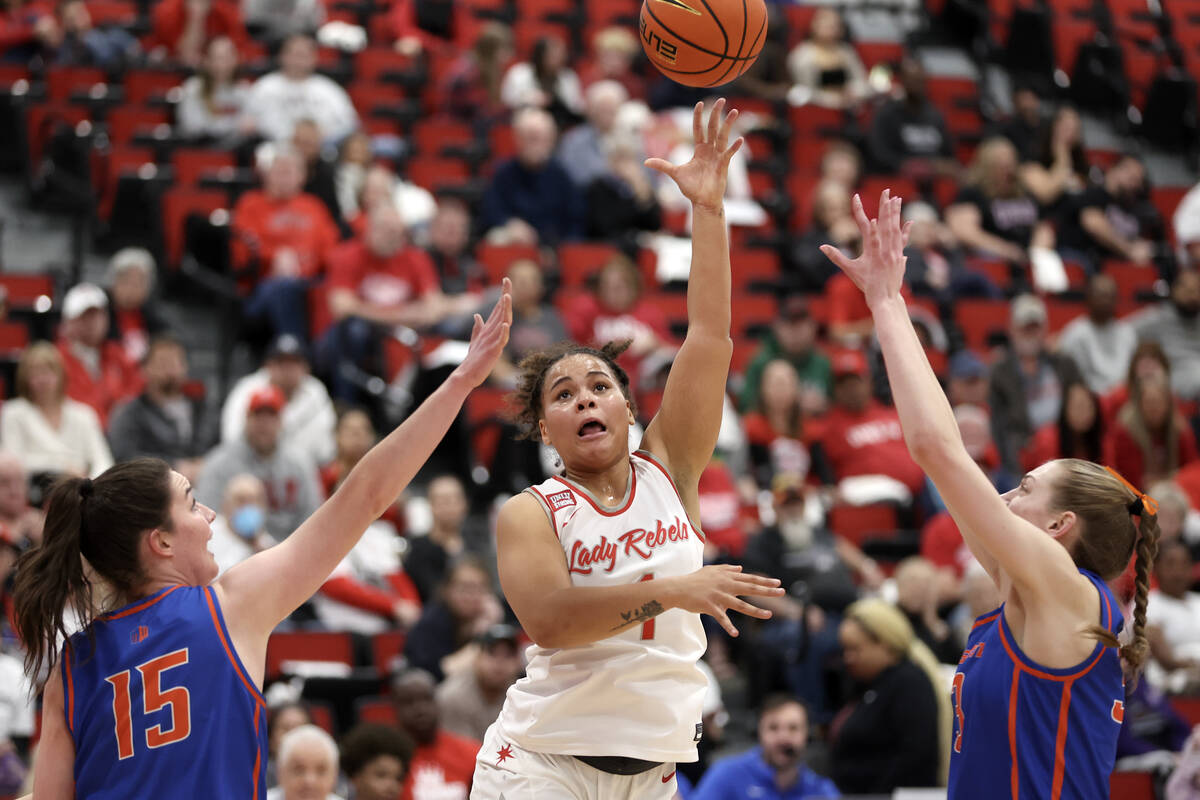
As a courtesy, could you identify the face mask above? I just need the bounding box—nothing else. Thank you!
[230,505,264,539]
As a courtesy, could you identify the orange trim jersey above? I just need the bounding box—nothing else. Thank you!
[61,585,267,799]
[948,570,1125,800]
[494,451,708,762]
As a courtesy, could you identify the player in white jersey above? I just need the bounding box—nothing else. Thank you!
[471,99,786,800]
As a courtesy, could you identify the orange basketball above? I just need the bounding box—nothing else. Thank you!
[639,0,768,88]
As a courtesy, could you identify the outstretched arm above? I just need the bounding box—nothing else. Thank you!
[820,193,1079,596]
[215,280,512,683]
[640,100,743,504]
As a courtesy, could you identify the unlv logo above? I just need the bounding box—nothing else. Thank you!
[547,490,575,511]
[1111,700,1124,724]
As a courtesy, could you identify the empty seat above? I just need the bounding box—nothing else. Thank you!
[264,631,354,681]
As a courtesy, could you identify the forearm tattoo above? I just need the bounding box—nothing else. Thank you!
[611,600,665,632]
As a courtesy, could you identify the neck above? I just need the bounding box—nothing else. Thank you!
[563,457,631,505]
[147,386,178,406]
[429,524,461,545]
[773,761,801,792]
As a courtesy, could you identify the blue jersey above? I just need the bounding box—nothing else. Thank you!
[62,585,268,799]
[947,570,1124,800]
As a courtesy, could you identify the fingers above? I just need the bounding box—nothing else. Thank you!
[643,157,676,178]
[901,219,914,247]
[720,136,744,170]
[707,97,724,145]
[819,243,853,271]
[731,599,773,620]
[714,609,738,638]
[851,193,871,238]
[692,101,704,145]
[471,313,483,339]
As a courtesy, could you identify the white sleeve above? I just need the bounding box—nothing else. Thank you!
[221,377,253,445]
[76,404,114,477]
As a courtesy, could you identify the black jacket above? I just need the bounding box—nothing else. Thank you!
[107,392,208,464]
[988,349,1083,474]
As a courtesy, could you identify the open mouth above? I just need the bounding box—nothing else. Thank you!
[577,420,607,439]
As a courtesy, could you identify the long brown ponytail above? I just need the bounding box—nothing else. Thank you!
[12,459,173,683]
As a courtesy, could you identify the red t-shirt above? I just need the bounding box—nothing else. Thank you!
[826,274,914,328]
[147,0,247,55]
[327,240,438,307]
[231,191,340,279]
[565,293,671,382]
[1176,461,1200,512]
[696,459,748,557]
[402,729,480,800]
[817,402,925,492]
[742,412,812,481]
[57,338,143,428]
[920,511,972,578]
[1103,420,1199,491]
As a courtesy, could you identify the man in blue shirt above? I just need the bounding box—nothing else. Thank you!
[691,696,839,800]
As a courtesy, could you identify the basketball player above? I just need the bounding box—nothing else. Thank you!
[470,99,785,800]
[820,190,1159,799]
[11,284,511,799]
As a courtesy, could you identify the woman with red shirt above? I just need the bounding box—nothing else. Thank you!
[1021,380,1104,473]
[1105,372,1198,489]
[742,358,812,490]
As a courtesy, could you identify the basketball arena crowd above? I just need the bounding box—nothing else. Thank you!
[0,0,1198,797]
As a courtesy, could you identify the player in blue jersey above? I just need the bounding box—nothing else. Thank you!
[821,191,1160,800]
[11,282,511,799]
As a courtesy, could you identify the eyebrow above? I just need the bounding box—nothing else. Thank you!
[548,371,611,392]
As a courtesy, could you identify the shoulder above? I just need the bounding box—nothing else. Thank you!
[1,397,32,416]
[63,399,102,427]
[498,490,552,531]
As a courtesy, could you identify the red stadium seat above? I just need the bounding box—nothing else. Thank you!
[355,696,399,726]
[353,48,420,83]
[348,81,407,117]
[466,386,509,471]
[123,69,184,105]
[1109,771,1154,800]
[24,103,89,166]
[645,292,689,330]
[787,104,845,138]
[1045,299,1085,334]
[171,148,236,186]
[106,106,170,145]
[730,248,780,293]
[411,116,476,157]
[476,243,541,285]
[45,66,106,101]
[1172,695,1200,726]
[161,188,227,268]
[829,504,900,547]
[0,322,29,357]
[855,41,904,69]
[512,19,571,59]
[371,631,407,676]
[786,173,819,230]
[0,274,55,307]
[308,283,333,340]
[265,632,354,681]
[966,258,1015,292]
[405,157,471,193]
[730,294,779,339]
[1103,261,1159,302]
[783,4,818,47]
[859,177,918,219]
[306,702,336,735]
[954,298,1012,351]
[557,242,623,289]
[96,145,155,221]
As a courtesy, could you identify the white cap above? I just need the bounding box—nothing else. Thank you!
[62,283,108,321]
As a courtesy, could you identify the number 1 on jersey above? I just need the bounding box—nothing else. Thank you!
[639,573,655,640]
[106,648,192,760]
[952,672,965,753]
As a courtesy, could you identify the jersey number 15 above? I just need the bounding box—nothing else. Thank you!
[105,648,192,760]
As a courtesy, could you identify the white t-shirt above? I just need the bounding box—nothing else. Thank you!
[221,370,337,467]
[1146,589,1200,657]
[245,72,358,143]
[310,520,405,634]
[495,451,707,762]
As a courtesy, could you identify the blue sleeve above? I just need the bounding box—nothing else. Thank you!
[689,760,736,800]
[813,775,841,798]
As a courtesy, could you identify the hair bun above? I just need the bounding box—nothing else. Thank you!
[1128,496,1144,516]
[78,478,94,499]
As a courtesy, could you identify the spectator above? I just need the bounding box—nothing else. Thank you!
[266,703,312,787]
[892,556,963,664]
[946,137,1049,265]
[0,451,44,546]
[585,135,664,243]
[348,164,437,242]
[404,556,502,683]
[867,55,956,177]
[333,131,373,221]
[222,334,336,467]
[692,695,839,800]
[207,472,272,574]
[50,0,138,68]
[1057,273,1137,395]
[107,335,207,478]
[339,724,415,800]
[177,35,252,141]
[1116,677,1192,760]
[787,8,868,109]
[1105,373,1197,489]
[1058,153,1158,269]
[317,205,476,405]
[813,349,926,504]
[319,407,374,494]
[0,0,56,63]
[1149,480,1200,551]
[946,350,989,408]
[390,668,479,800]
[147,0,246,68]
[1021,380,1104,473]
[1174,180,1200,268]
[405,475,478,604]
[993,83,1047,161]
[743,359,811,489]
[56,282,143,426]
[790,179,861,292]
[194,384,323,540]
[730,4,790,103]
[235,147,340,342]
[2,342,112,480]
[291,117,347,233]
[244,33,358,144]
[0,640,32,795]
[1132,269,1200,400]
[1146,540,1200,693]
[435,623,524,742]
[490,258,568,387]
[558,80,628,189]
[479,107,583,245]
[105,247,168,365]
[577,26,644,99]
[564,254,674,388]
[987,294,1084,475]
[440,22,513,123]
[424,198,486,295]
[1101,339,1173,424]
[1168,727,1200,800]
[740,295,832,414]
[830,598,947,793]
[241,0,322,44]
[268,724,343,800]
[1018,106,1090,213]
[820,141,863,191]
[500,34,583,129]
[902,201,1001,308]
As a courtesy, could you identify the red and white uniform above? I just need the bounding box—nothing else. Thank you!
[492,450,707,763]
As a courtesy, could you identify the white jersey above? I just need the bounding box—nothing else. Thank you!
[494,451,708,763]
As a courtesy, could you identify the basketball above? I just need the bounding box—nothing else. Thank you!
[639,0,768,88]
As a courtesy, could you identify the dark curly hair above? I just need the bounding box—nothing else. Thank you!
[509,340,637,440]
[339,723,415,780]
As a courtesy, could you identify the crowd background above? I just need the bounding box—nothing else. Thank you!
[0,0,1199,797]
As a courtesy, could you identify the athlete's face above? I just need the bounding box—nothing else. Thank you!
[279,739,337,800]
[351,754,405,800]
[1000,461,1076,542]
[758,702,808,771]
[165,471,218,585]
[538,354,634,473]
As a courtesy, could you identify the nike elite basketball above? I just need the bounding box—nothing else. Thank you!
[639,0,768,87]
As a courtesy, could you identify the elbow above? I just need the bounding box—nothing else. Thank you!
[522,615,569,649]
[907,431,959,471]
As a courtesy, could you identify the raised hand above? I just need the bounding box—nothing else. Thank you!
[453,277,512,387]
[668,564,784,637]
[645,98,743,214]
[820,189,912,307]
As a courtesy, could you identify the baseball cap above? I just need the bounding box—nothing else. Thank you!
[477,623,520,649]
[1010,294,1047,327]
[247,385,285,415]
[779,294,811,321]
[265,333,309,362]
[62,283,108,321]
[949,350,987,381]
[831,348,868,378]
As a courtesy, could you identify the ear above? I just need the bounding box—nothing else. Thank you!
[626,400,635,427]
[1047,510,1078,540]
[538,418,552,447]
[145,527,174,558]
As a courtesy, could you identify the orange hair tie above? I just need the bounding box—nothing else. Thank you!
[1104,466,1159,517]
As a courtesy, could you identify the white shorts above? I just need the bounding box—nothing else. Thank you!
[470,722,678,800]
